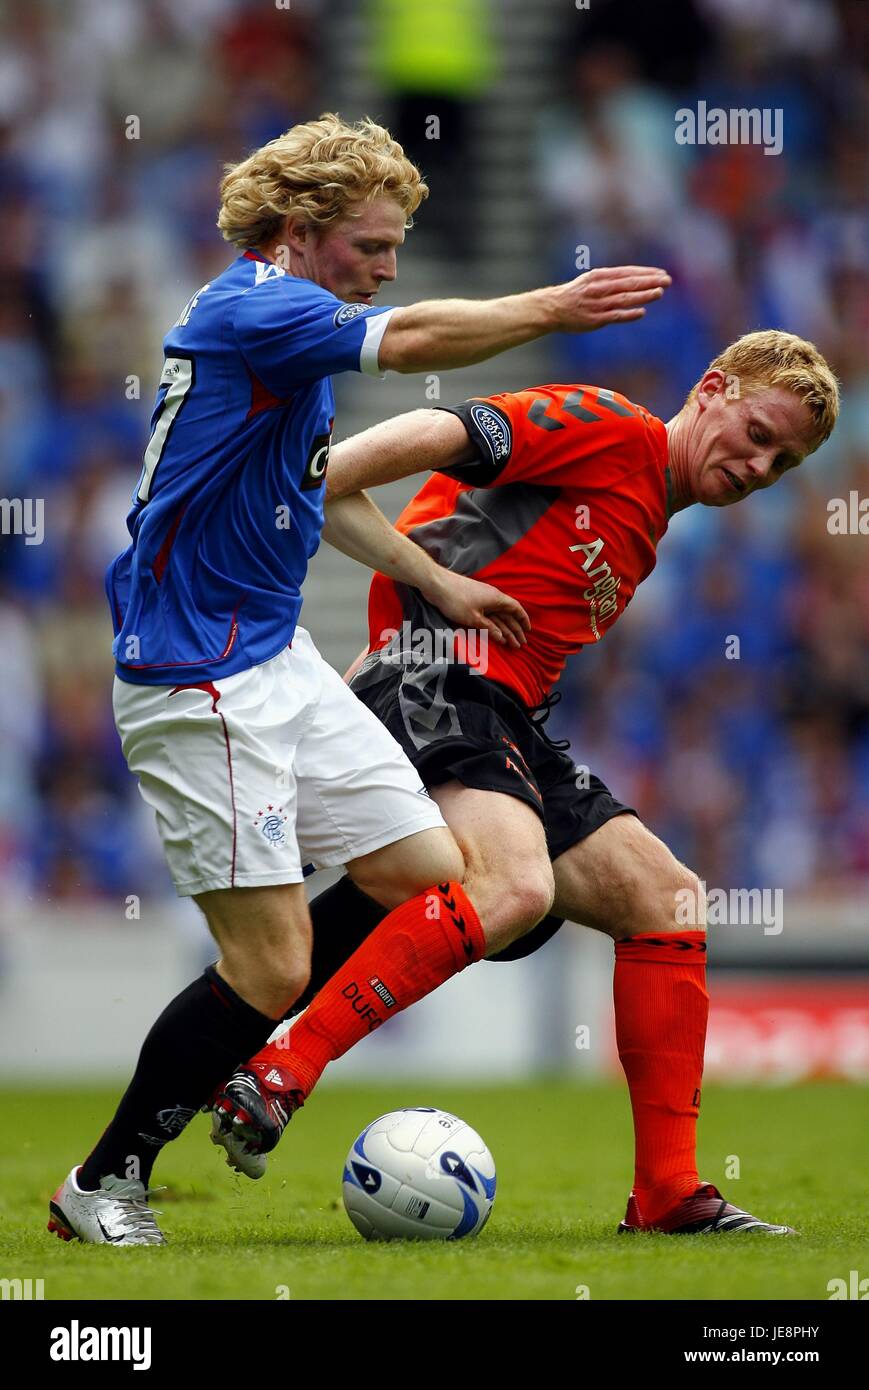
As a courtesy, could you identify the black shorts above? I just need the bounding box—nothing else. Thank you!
[349,654,636,864]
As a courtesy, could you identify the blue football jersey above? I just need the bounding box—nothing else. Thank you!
[106,251,395,684]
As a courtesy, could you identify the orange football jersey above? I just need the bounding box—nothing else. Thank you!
[367,384,671,708]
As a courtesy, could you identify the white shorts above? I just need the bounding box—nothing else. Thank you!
[112,628,446,897]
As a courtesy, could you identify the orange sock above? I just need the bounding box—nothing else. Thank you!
[251,881,485,1097]
[613,931,708,1225]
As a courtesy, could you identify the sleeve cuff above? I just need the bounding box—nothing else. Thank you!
[433,401,513,485]
[359,308,397,378]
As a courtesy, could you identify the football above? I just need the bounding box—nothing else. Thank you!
[342,1107,497,1241]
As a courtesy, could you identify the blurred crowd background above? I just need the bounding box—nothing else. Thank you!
[0,0,866,908]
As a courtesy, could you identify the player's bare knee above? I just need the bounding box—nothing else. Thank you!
[618,858,705,938]
[645,859,704,935]
[671,864,706,934]
[256,954,311,1016]
[519,866,556,929]
[473,862,555,952]
[350,827,466,909]
[351,860,461,908]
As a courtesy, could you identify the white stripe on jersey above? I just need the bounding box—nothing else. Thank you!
[360,307,397,377]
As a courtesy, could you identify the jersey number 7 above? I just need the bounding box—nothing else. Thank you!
[136,356,195,503]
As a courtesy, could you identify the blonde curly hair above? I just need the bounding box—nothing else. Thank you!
[687,329,840,452]
[217,112,428,249]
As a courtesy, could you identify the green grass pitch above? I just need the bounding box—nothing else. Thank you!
[1,1081,865,1301]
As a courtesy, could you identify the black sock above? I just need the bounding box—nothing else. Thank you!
[78,965,277,1190]
[283,876,388,1019]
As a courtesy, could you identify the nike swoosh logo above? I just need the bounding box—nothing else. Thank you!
[96,1216,126,1244]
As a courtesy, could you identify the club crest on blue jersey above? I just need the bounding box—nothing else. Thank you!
[333,302,370,327]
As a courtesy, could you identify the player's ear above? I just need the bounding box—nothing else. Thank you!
[283,215,311,254]
[696,369,728,409]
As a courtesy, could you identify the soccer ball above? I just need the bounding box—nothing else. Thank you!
[342,1107,496,1241]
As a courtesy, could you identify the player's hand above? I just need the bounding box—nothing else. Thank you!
[424,572,530,649]
[551,265,671,332]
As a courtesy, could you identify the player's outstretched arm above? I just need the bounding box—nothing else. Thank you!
[378,265,671,373]
[326,409,471,500]
[322,490,529,647]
